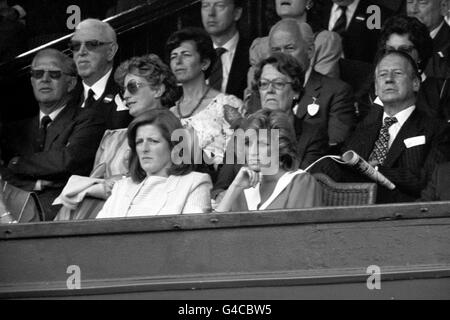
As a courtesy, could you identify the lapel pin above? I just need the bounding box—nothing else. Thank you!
[103,95,114,103]
[307,97,320,117]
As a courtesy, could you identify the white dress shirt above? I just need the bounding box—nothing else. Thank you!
[81,68,113,108]
[39,105,65,125]
[430,21,445,39]
[383,105,416,149]
[328,0,361,31]
[213,32,239,93]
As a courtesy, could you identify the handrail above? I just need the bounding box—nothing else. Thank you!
[2,201,450,240]
[0,0,200,75]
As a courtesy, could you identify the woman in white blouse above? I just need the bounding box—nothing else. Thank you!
[97,108,212,219]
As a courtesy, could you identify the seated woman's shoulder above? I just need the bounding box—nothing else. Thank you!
[184,171,213,185]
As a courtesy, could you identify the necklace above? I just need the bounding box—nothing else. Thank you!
[177,86,211,119]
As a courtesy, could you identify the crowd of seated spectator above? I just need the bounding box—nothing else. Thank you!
[1,0,450,224]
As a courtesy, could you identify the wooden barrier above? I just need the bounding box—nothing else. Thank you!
[1,202,450,299]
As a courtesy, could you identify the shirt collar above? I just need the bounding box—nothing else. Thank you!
[383,105,416,127]
[39,105,66,123]
[332,0,360,22]
[430,21,445,39]
[83,68,113,100]
[214,32,239,54]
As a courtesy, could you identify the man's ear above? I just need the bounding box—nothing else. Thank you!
[67,76,77,93]
[107,43,119,62]
[307,43,315,62]
[234,7,243,22]
[412,76,421,93]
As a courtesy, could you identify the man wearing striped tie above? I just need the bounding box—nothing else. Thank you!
[318,50,448,204]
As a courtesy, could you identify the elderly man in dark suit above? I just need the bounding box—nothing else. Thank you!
[69,18,132,129]
[0,49,105,220]
[317,0,393,63]
[321,50,447,204]
[268,18,356,149]
[202,0,249,100]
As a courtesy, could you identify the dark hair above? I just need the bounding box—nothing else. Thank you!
[374,49,422,81]
[378,15,433,74]
[252,52,305,95]
[165,27,217,79]
[114,54,181,108]
[245,108,300,171]
[127,108,194,183]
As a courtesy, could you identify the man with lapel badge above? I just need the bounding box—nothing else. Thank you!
[202,0,250,100]
[70,18,132,130]
[319,50,447,204]
[0,49,106,220]
[268,19,357,150]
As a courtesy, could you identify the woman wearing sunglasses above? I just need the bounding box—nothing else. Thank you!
[96,108,212,219]
[54,54,180,220]
[165,27,245,181]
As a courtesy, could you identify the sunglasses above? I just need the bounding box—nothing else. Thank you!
[30,69,70,80]
[123,80,151,95]
[68,40,113,52]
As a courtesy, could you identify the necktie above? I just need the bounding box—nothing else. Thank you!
[36,115,52,152]
[209,47,227,91]
[332,6,348,36]
[84,89,96,109]
[369,117,398,166]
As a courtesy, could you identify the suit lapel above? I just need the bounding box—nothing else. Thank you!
[226,36,249,98]
[384,110,424,168]
[44,105,76,150]
[297,71,322,120]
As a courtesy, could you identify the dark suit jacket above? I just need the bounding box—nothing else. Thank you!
[74,71,132,130]
[224,35,250,100]
[433,22,450,54]
[212,117,329,193]
[318,0,392,63]
[321,106,447,204]
[0,101,106,219]
[296,71,356,147]
[421,162,450,201]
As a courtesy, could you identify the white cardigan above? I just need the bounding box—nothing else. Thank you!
[97,172,212,219]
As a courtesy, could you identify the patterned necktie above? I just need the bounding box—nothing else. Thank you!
[209,47,227,91]
[36,115,52,152]
[84,89,96,109]
[369,117,398,165]
[332,6,348,36]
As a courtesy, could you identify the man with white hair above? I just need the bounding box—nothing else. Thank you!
[70,18,132,129]
[268,18,356,149]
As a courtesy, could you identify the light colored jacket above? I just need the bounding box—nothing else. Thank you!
[97,172,212,219]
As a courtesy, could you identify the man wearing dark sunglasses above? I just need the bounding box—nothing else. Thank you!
[0,48,105,220]
[70,18,132,130]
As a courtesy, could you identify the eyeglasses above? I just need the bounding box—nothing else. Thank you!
[30,69,71,80]
[258,79,293,91]
[68,40,113,52]
[123,80,151,95]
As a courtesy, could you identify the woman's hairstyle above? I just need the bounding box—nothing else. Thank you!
[252,52,305,96]
[114,54,181,108]
[378,15,433,74]
[127,108,194,182]
[245,108,300,171]
[165,27,217,79]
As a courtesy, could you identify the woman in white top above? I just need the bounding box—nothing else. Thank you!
[97,108,212,219]
[165,27,245,170]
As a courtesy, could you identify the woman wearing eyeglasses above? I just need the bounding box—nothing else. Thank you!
[54,54,181,220]
[215,108,323,212]
[212,53,328,205]
[165,27,245,181]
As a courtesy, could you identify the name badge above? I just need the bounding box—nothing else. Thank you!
[404,136,426,149]
[307,97,320,117]
[355,16,365,22]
